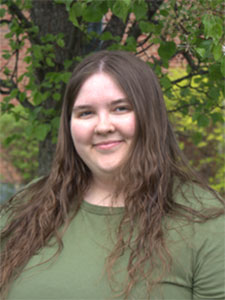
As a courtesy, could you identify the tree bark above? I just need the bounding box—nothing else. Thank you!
[30,0,84,176]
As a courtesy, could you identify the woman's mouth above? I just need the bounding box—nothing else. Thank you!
[94,140,122,150]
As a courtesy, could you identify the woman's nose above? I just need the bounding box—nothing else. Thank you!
[94,113,115,134]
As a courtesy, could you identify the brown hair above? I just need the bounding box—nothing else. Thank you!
[1,51,224,298]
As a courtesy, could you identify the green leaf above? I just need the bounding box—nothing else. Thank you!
[61,72,72,83]
[202,15,213,36]
[209,0,223,8]
[32,45,43,61]
[41,34,56,43]
[213,44,222,61]
[154,22,164,35]
[123,0,131,5]
[3,134,20,147]
[19,92,26,102]
[51,116,60,130]
[139,21,155,33]
[43,108,55,117]
[23,56,32,64]
[123,36,137,51]
[2,53,11,59]
[56,38,65,48]
[197,114,210,127]
[0,8,6,18]
[196,48,206,58]
[160,9,169,17]
[202,15,223,42]
[158,41,176,60]
[211,112,224,124]
[208,87,220,99]
[1,101,14,112]
[27,25,39,35]
[220,56,225,76]
[9,39,20,51]
[5,31,14,39]
[10,89,18,98]
[83,4,103,22]
[34,124,51,141]
[211,23,223,42]
[160,76,172,89]
[69,3,80,27]
[209,64,223,80]
[162,59,169,69]
[151,37,161,44]
[132,1,147,20]
[3,67,10,76]
[192,132,203,145]
[46,57,55,67]
[53,92,61,101]
[33,91,43,105]
[112,0,129,23]
[28,107,41,122]
[64,59,73,69]
[72,2,83,17]
[100,31,114,41]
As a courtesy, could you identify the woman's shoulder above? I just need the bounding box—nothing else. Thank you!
[167,181,225,255]
[173,180,224,210]
[168,182,225,299]
[0,177,44,228]
[167,180,225,240]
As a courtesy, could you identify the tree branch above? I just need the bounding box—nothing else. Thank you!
[0,78,34,110]
[167,102,200,113]
[135,43,154,56]
[0,78,17,93]
[137,33,152,48]
[6,1,33,29]
[173,2,190,35]
[11,37,20,80]
[0,50,17,72]
[181,50,198,70]
[0,19,11,25]
[145,0,165,20]
[101,15,126,49]
[5,0,41,44]
[170,70,208,85]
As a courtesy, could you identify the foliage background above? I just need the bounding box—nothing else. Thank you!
[0,0,224,195]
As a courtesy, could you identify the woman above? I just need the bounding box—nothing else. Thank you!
[1,50,224,299]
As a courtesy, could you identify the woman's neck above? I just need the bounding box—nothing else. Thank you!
[84,178,124,207]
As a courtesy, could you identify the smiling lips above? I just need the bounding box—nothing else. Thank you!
[94,140,123,150]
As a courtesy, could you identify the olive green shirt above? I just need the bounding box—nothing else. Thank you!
[4,187,225,299]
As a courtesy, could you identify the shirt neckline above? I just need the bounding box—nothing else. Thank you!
[81,200,125,216]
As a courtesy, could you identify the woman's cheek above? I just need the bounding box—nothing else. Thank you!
[70,120,93,144]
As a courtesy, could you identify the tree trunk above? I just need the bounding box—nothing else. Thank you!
[30,0,83,176]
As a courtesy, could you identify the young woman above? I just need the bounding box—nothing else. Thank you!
[1,50,224,299]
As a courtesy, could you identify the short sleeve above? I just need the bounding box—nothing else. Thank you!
[192,214,225,299]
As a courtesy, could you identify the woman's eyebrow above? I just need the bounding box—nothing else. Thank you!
[110,98,129,105]
[72,105,92,111]
[73,98,129,110]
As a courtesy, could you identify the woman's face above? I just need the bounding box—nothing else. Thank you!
[70,72,136,180]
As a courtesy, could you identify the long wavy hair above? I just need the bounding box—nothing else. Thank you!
[0,51,224,299]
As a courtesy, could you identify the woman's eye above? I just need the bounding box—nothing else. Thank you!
[78,111,93,118]
[114,106,130,112]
